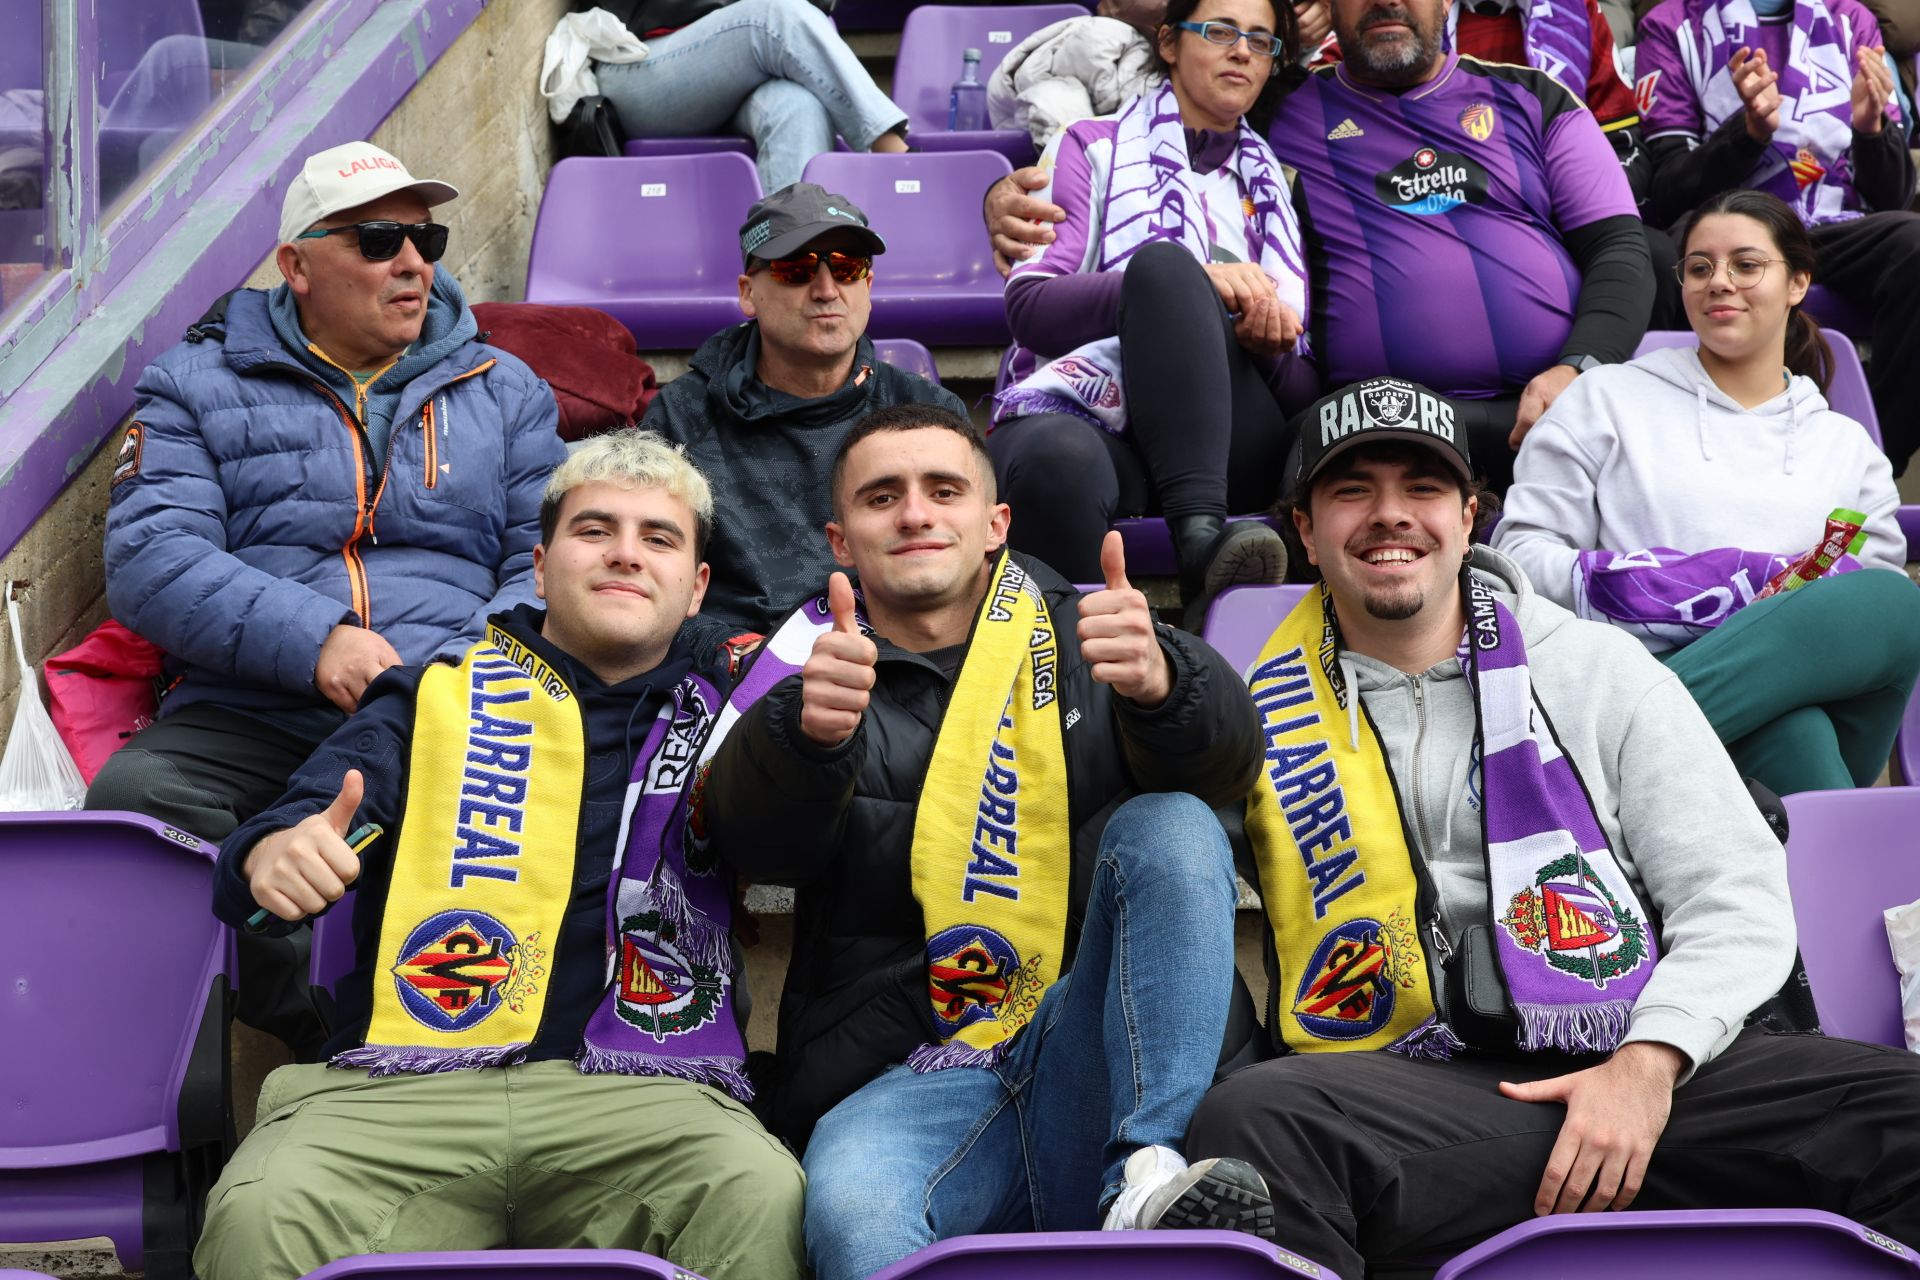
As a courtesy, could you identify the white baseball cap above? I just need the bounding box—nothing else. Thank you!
[278,142,459,246]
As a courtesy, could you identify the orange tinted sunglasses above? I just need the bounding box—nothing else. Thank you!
[758,251,873,285]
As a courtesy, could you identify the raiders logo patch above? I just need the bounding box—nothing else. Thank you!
[110,424,144,490]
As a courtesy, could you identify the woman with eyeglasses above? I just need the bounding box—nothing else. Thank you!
[987,0,1313,627]
[1496,188,1920,796]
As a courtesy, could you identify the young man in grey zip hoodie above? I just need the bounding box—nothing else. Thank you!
[1183,377,1920,1278]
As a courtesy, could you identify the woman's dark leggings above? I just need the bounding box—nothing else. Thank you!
[989,242,1308,583]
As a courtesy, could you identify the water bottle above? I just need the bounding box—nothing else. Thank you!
[947,47,986,132]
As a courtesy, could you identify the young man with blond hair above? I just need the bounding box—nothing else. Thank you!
[200,431,804,1280]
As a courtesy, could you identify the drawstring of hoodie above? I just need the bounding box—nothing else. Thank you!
[1695,380,1713,462]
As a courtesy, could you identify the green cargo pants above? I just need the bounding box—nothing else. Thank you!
[193,1061,806,1280]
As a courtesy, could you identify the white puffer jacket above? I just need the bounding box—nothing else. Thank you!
[986,16,1161,149]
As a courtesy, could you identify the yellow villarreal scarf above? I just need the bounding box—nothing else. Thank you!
[906,553,1072,1071]
[1245,585,1436,1055]
[352,625,585,1071]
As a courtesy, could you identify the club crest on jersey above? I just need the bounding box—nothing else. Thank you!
[1633,68,1660,115]
[392,909,544,1032]
[1292,913,1420,1039]
[1501,854,1650,990]
[1459,102,1495,142]
[926,923,1045,1040]
[1376,147,1490,216]
[615,911,729,1042]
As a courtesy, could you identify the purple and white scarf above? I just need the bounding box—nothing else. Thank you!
[1676,0,1867,224]
[1464,575,1660,1052]
[994,79,1309,433]
[1445,0,1594,103]
[1574,545,1861,650]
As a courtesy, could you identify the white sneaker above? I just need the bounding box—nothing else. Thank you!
[1102,1145,1191,1230]
[1105,1145,1277,1236]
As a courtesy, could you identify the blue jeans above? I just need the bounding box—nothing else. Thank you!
[801,792,1240,1280]
[594,0,907,192]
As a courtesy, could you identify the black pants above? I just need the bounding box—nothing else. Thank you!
[87,700,333,1057]
[989,242,1306,583]
[1186,1029,1920,1279]
[1809,211,1920,473]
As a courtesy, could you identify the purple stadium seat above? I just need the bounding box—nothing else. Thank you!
[1201,584,1313,674]
[0,1270,61,1278]
[1434,1208,1919,1278]
[1780,788,1920,1047]
[312,886,358,996]
[526,154,761,350]
[302,1250,706,1279]
[800,149,1013,344]
[0,811,231,1280]
[1632,329,1879,446]
[1803,282,1872,338]
[873,336,940,383]
[1897,690,1920,787]
[622,137,755,161]
[893,5,1089,166]
[1111,515,1287,578]
[867,1229,1332,1278]
[1898,505,1920,561]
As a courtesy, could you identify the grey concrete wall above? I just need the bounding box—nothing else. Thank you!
[0,0,566,758]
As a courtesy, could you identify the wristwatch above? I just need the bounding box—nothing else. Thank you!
[1564,354,1603,374]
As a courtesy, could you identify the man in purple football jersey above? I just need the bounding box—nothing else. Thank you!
[988,0,1655,489]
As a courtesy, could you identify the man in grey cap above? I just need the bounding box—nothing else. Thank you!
[642,181,967,635]
[90,140,564,1051]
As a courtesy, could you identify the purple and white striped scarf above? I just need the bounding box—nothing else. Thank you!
[1574,545,1861,650]
[1677,0,1870,225]
[1464,575,1660,1052]
[994,79,1309,433]
[1445,0,1594,103]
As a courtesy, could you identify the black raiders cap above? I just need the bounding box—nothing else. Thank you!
[1290,377,1473,496]
[738,181,887,266]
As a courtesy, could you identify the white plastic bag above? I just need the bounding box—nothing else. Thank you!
[1886,895,1920,1053]
[0,588,87,811]
[541,8,649,125]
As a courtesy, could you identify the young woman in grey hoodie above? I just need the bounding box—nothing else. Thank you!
[1496,188,1920,797]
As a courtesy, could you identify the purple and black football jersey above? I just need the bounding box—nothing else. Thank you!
[1271,54,1637,397]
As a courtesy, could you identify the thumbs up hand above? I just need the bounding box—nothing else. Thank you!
[244,769,370,922]
[1078,531,1173,708]
[800,572,879,748]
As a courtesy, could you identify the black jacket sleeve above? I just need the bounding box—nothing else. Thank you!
[1647,114,1771,226]
[1112,626,1263,808]
[1558,213,1655,368]
[1611,122,1654,217]
[703,673,864,888]
[212,665,417,934]
[1850,122,1919,211]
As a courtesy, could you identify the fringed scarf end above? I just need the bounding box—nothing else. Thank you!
[575,1046,755,1102]
[906,1040,1011,1073]
[1386,1019,1467,1061]
[1516,1001,1632,1054]
[636,872,734,972]
[328,1042,530,1076]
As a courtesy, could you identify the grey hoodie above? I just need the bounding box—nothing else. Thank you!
[1343,547,1793,1078]
[1496,346,1903,651]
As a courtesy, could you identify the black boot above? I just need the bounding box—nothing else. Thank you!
[1170,514,1288,632]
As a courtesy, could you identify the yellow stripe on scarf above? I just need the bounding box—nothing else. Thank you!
[911,553,1071,1057]
[364,625,584,1052]
[1245,586,1434,1053]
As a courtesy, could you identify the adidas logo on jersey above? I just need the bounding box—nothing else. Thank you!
[1327,118,1365,140]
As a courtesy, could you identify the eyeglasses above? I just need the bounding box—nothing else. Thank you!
[754,251,873,286]
[1674,253,1789,290]
[1173,19,1282,57]
[295,221,450,263]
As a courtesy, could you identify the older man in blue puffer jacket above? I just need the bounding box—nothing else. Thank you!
[88,141,564,1050]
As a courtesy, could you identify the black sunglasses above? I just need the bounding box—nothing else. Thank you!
[295,220,449,263]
